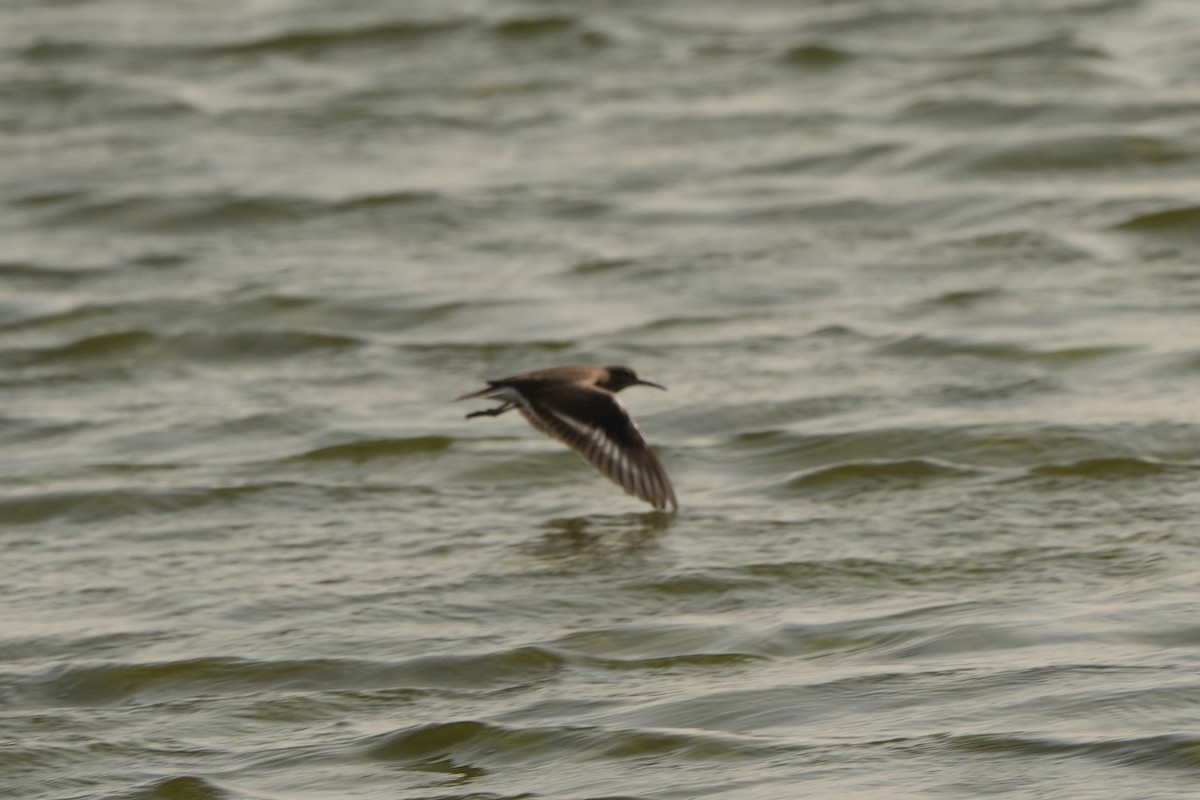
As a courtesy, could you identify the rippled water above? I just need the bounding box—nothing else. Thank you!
[4,1,1200,798]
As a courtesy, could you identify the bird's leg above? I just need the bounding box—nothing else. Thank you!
[465,402,515,419]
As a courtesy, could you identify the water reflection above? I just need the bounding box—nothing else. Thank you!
[526,511,676,559]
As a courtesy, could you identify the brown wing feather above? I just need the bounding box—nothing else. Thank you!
[517,388,677,512]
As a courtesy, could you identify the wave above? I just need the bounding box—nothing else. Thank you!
[936,133,1195,175]
[4,328,361,369]
[1028,456,1199,479]
[0,484,277,526]
[876,334,1132,364]
[939,731,1200,771]
[364,718,781,766]
[216,19,469,56]
[293,437,453,462]
[1113,204,1200,242]
[6,648,567,709]
[781,457,979,496]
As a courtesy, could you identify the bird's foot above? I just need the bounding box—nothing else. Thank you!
[465,403,514,419]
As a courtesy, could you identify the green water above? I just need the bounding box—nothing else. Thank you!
[3,1,1200,798]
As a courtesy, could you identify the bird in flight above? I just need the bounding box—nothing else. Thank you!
[456,364,678,512]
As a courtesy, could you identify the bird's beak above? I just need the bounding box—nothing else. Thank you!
[637,379,667,391]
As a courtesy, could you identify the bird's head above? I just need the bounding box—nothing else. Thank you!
[602,365,667,393]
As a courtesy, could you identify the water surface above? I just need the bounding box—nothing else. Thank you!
[3,1,1200,798]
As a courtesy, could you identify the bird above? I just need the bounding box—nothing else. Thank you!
[456,364,678,512]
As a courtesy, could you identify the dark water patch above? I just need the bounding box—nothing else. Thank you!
[584,650,762,672]
[21,298,169,338]
[902,95,1200,129]
[10,189,90,209]
[619,570,780,599]
[942,731,1200,772]
[109,775,232,800]
[329,189,447,213]
[1029,456,1199,480]
[38,192,329,233]
[524,513,675,559]
[906,287,1007,311]
[943,134,1195,175]
[7,328,360,368]
[898,97,1054,127]
[222,101,547,136]
[16,37,102,62]
[1112,204,1200,243]
[807,323,866,339]
[12,329,161,366]
[781,458,980,498]
[0,483,291,526]
[381,646,568,693]
[0,259,121,286]
[210,292,321,320]
[565,257,638,275]
[295,436,453,462]
[10,648,566,709]
[213,18,469,57]
[590,727,780,762]
[877,334,1132,365]
[366,719,557,765]
[131,251,190,269]
[491,14,585,40]
[366,718,780,768]
[173,329,362,362]
[780,42,853,68]
[731,197,888,226]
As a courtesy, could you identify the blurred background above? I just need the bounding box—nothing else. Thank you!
[3,1,1199,798]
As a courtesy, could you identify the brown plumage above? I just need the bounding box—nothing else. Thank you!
[456,364,678,512]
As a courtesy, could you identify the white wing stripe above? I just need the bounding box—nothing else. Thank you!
[521,399,676,511]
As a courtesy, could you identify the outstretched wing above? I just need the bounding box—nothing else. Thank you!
[518,386,677,512]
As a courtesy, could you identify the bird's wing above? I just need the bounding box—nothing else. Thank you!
[518,386,677,511]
